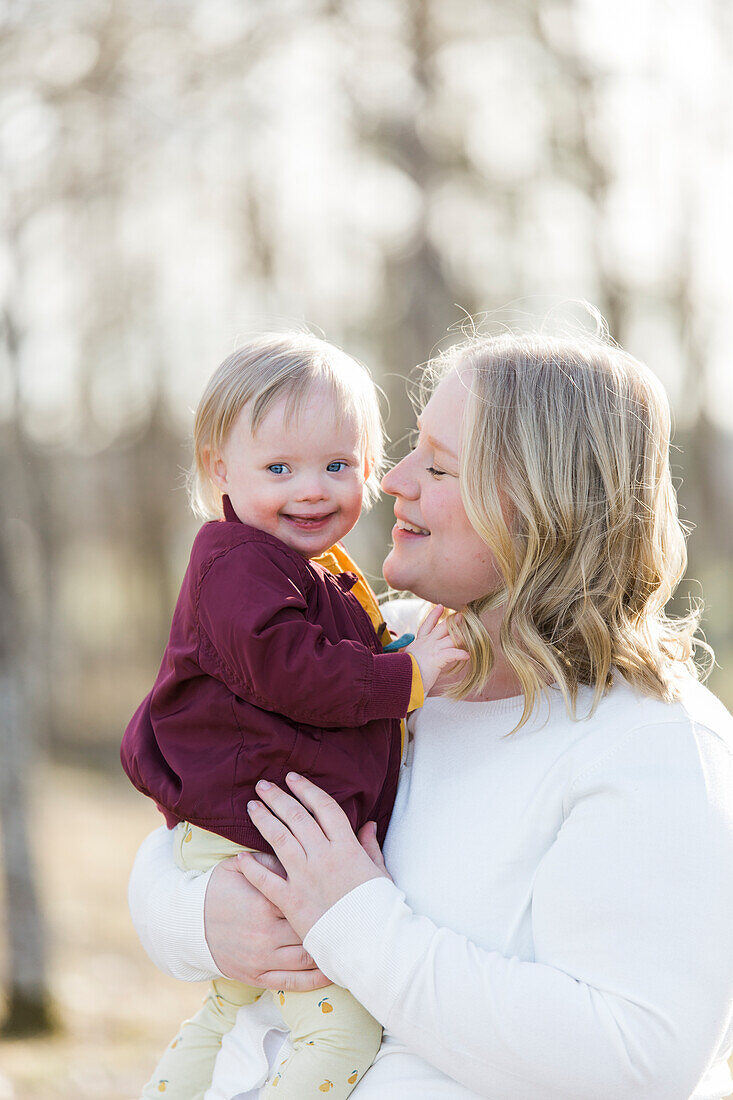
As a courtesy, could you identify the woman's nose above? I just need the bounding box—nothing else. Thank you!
[381,452,418,498]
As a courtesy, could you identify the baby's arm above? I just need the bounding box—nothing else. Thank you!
[198,542,459,727]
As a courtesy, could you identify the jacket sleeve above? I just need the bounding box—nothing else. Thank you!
[196,541,413,727]
[303,720,733,1099]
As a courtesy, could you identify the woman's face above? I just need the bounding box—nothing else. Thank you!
[381,370,500,610]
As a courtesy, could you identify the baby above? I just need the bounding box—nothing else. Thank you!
[121,334,466,1100]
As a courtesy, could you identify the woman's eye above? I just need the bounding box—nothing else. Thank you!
[267,464,288,475]
[326,461,348,472]
[427,466,446,478]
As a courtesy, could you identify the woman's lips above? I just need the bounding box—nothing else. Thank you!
[392,523,429,540]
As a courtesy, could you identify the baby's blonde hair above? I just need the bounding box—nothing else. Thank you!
[426,331,710,726]
[189,333,385,519]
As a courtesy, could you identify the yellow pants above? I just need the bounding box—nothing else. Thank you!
[141,823,382,1100]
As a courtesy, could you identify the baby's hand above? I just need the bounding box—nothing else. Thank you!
[405,605,469,697]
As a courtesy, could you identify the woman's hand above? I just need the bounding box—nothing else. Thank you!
[236,773,393,941]
[203,852,330,991]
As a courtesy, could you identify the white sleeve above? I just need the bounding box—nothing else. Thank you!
[128,826,224,982]
[304,721,733,1099]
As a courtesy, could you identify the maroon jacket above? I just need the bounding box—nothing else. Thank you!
[121,497,412,853]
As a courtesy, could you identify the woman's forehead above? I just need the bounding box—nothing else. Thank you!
[420,370,468,447]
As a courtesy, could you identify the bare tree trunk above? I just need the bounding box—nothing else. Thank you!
[0,301,54,1036]
[0,533,54,1034]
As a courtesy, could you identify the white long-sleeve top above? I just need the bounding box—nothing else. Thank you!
[128,658,733,1098]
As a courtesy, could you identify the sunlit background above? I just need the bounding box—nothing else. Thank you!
[1,1,732,1096]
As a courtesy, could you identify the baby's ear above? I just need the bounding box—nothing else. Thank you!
[203,445,228,491]
[362,452,375,482]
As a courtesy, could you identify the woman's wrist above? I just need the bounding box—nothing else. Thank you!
[302,877,421,1028]
[302,877,398,965]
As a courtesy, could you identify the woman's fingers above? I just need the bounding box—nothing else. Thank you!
[356,821,393,881]
[245,797,311,875]
[236,849,290,910]
[282,772,355,842]
[256,966,331,992]
[271,942,318,969]
[248,849,287,879]
[251,778,331,850]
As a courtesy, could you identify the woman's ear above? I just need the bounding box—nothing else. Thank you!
[203,445,228,492]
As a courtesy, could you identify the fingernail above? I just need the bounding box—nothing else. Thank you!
[256,780,272,791]
[247,801,259,813]
[286,772,301,782]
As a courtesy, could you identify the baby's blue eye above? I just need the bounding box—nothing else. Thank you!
[267,463,288,475]
[326,461,348,472]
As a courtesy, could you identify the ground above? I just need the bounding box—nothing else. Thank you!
[0,763,204,1100]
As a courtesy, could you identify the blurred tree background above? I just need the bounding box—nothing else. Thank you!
[0,0,731,1096]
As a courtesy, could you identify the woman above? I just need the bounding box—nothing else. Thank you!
[129,331,733,1099]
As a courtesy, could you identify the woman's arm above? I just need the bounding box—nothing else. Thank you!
[128,826,220,981]
[240,721,733,1100]
[128,825,329,989]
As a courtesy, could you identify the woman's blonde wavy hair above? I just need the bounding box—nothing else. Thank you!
[188,333,386,520]
[427,330,711,727]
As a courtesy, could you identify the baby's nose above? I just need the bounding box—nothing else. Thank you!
[295,476,328,500]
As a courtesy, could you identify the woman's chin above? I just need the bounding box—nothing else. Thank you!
[383,552,433,601]
[382,549,410,593]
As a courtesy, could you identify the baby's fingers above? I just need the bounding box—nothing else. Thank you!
[438,647,470,667]
[417,604,444,637]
